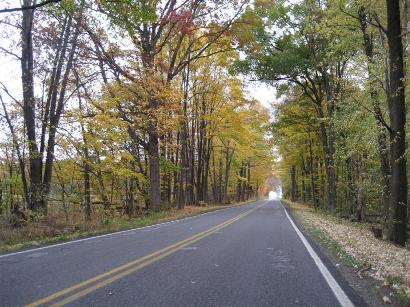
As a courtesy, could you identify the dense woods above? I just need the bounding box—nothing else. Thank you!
[0,0,408,248]
[0,0,273,241]
[234,0,409,246]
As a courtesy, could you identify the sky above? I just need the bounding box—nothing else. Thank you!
[245,81,276,110]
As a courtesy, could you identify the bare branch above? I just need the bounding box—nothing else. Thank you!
[0,0,62,13]
[339,3,387,33]
[0,81,23,108]
[0,46,21,60]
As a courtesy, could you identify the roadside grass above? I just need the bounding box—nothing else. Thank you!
[0,201,252,253]
[385,275,410,306]
[305,224,361,267]
[387,274,405,286]
[282,200,364,268]
[395,291,410,307]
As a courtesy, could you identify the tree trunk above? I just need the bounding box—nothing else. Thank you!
[83,160,91,221]
[321,71,338,212]
[78,94,91,221]
[21,0,44,213]
[386,0,408,246]
[308,138,317,207]
[43,16,80,199]
[301,158,307,203]
[223,144,234,204]
[358,5,392,238]
[318,121,337,211]
[124,177,135,216]
[218,153,223,203]
[246,162,251,200]
[356,155,365,222]
[290,165,297,202]
[148,104,161,211]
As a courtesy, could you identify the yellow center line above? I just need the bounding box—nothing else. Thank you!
[26,203,263,307]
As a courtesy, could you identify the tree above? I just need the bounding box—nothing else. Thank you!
[385,0,408,246]
[233,0,356,211]
[86,0,249,211]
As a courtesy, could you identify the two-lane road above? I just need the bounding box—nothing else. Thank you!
[0,200,363,306]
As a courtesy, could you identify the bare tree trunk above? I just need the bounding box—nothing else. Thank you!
[211,148,218,203]
[246,162,251,201]
[358,6,392,238]
[241,163,246,202]
[78,94,91,221]
[386,0,408,246]
[301,157,307,203]
[124,177,135,216]
[148,108,161,211]
[319,124,336,210]
[236,169,242,203]
[203,145,211,203]
[21,0,44,212]
[356,155,365,222]
[223,143,234,204]
[83,160,91,221]
[290,165,297,202]
[308,138,317,207]
[178,71,190,209]
[218,153,223,203]
[43,17,81,204]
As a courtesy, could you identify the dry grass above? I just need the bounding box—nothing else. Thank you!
[0,201,250,252]
[285,200,410,297]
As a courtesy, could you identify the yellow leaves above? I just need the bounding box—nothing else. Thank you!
[97,71,184,139]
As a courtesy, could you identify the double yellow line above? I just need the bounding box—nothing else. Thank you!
[27,204,262,307]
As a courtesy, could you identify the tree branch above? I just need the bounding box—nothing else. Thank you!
[0,0,62,13]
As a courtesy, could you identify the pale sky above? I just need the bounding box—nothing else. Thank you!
[245,81,276,110]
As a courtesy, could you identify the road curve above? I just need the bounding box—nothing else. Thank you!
[0,200,364,306]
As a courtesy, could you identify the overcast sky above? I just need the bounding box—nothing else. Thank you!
[245,82,276,110]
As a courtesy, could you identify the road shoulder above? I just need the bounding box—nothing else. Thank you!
[282,200,409,307]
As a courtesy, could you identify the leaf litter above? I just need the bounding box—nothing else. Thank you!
[287,202,410,298]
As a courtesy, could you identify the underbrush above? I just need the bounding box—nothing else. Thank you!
[0,202,248,252]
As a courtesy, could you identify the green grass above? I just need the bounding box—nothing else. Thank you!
[305,224,361,267]
[396,292,410,307]
[387,274,405,286]
[384,274,410,306]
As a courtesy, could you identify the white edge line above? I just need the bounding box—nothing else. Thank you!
[0,200,261,259]
[282,203,355,307]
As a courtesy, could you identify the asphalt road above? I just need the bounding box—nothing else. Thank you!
[0,200,364,307]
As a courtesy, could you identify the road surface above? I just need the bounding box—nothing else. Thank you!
[0,200,364,306]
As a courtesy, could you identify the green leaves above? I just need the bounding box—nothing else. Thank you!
[99,0,157,32]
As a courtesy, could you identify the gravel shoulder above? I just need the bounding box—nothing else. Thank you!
[283,200,410,307]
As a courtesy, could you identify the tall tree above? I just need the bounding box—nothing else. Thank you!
[18,0,83,213]
[385,0,408,246]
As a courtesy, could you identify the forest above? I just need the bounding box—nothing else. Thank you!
[0,0,274,247]
[236,0,409,247]
[0,0,408,249]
